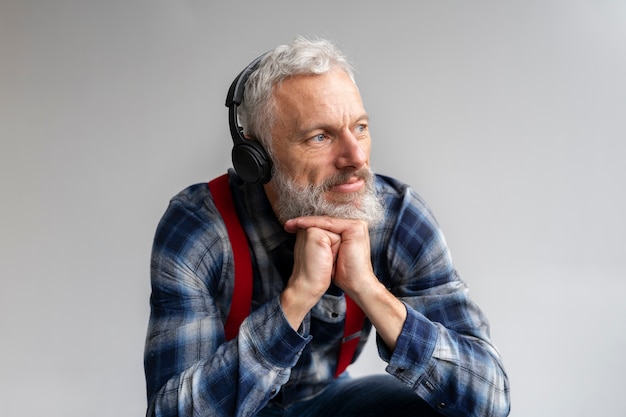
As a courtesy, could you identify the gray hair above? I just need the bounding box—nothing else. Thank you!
[237,37,355,156]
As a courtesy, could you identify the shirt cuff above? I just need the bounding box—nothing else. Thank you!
[377,303,439,385]
[243,296,312,369]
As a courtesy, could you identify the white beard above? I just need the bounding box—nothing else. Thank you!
[271,167,385,226]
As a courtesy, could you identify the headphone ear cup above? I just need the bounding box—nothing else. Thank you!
[231,140,272,184]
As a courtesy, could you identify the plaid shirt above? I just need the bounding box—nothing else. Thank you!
[144,170,510,417]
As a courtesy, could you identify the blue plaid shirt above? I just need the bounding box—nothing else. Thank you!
[144,170,510,417]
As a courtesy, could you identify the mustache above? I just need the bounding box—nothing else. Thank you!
[320,168,373,191]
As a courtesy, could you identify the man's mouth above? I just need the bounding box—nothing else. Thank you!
[322,169,370,195]
[330,177,365,193]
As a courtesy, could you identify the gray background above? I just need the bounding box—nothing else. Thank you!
[2,1,625,416]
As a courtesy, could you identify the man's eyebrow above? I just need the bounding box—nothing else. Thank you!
[355,114,370,123]
[296,123,326,137]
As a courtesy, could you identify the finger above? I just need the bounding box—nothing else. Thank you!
[284,216,354,234]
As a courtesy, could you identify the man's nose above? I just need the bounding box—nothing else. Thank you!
[335,130,367,169]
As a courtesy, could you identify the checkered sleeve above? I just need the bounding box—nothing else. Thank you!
[143,188,310,417]
[374,178,511,417]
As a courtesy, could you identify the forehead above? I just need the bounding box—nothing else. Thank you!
[272,69,364,120]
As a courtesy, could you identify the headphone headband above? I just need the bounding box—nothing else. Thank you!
[226,54,265,107]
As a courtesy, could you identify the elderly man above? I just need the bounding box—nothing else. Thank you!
[144,37,510,417]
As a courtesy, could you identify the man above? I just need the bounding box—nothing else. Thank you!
[144,37,510,417]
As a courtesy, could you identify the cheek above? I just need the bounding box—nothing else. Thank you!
[287,163,332,189]
[275,144,344,187]
[275,157,309,184]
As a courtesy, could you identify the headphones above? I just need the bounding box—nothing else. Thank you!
[225,53,272,184]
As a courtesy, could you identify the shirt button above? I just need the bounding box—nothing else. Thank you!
[397,367,406,373]
[270,388,277,395]
[331,312,339,318]
[437,402,446,410]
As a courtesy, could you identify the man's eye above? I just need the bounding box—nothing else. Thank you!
[355,124,367,133]
[310,134,326,142]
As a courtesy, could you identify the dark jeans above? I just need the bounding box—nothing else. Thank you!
[257,374,443,417]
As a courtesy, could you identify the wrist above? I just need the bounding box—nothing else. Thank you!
[353,281,407,351]
[344,273,385,305]
[280,286,314,330]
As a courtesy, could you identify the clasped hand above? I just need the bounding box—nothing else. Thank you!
[281,216,405,350]
[283,216,375,308]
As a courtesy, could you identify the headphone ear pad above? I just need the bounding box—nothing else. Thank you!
[231,140,272,184]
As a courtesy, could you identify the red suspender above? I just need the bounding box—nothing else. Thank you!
[209,174,253,341]
[208,173,365,377]
[335,295,365,378]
